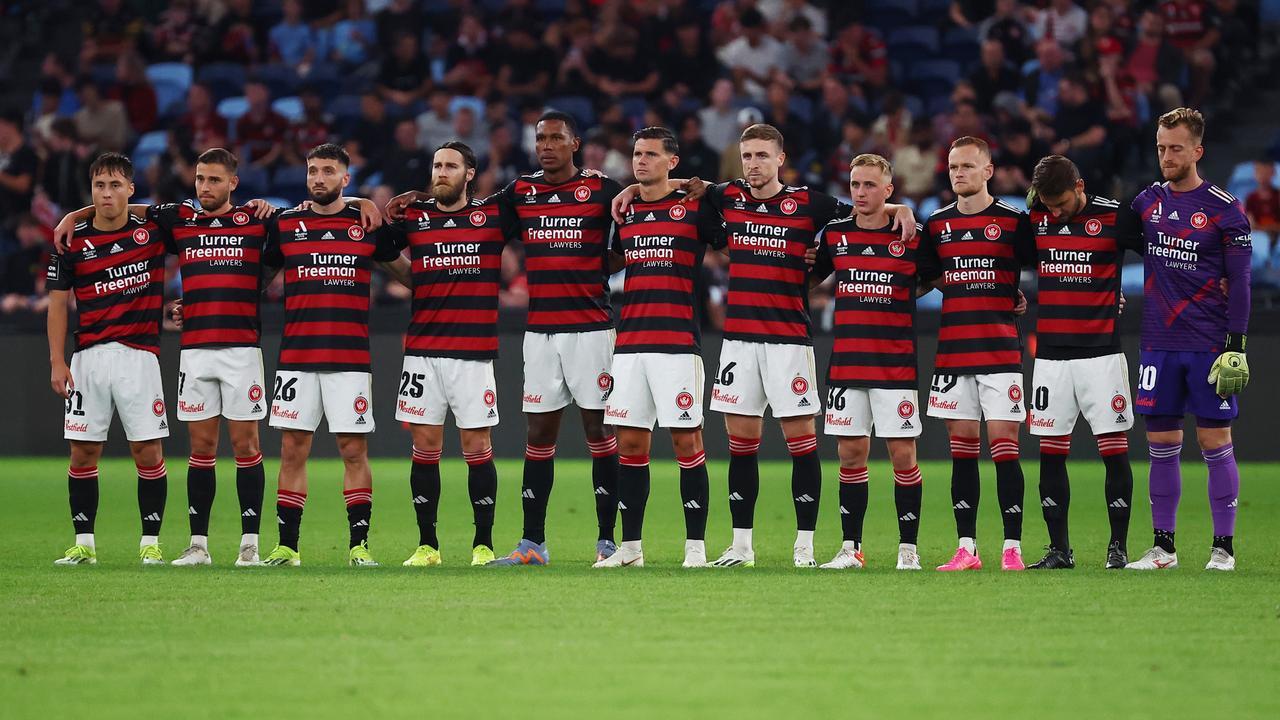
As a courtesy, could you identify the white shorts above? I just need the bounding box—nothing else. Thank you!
[63,342,169,442]
[1029,353,1134,436]
[926,372,1025,422]
[268,371,374,434]
[605,353,705,430]
[708,340,820,418]
[522,329,615,413]
[824,387,922,438]
[176,347,268,422]
[394,355,499,429]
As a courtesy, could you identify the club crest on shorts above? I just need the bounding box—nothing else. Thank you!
[347,224,365,240]
[248,384,264,403]
[151,398,165,416]
[898,400,915,419]
[353,395,369,415]
[133,228,150,245]
[780,198,798,215]
[232,211,250,225]
[574,185,592,202]
[1191,211,1208,229]
[669,204,686,221]
[597,372,612,391]
[676,391,695,410]
[1084,218,1103,236]
[888,240,906,257]
[1111,394,1127,413]
[470,210,487,227]
[483,389,497,407]
[791,376,809,395]
[984,223,1002,240]
[1008,385,1022,403]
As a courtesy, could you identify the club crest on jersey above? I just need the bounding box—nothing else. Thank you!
[483,389,496,407]
[984,223,1002,240]
[676,391,695,410]
[898,400,915,419]
[151,399,165,416]
[574,185,592,202]
[348,225,365,240]
[780,198,798,215]
[353,396,369,415]
[248,384,264,403]
[1111,394,1127,413]
[669,204,687,221]
[133,228,151,245]
[470,210,487,227]
[1191,212,1208,229]
[791,376,809,396]
[233,211,250,225]
[888,240,906,257]
[1085,218,1103,236]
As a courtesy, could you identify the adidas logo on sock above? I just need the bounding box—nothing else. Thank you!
[72,512,89,522]
[412,495,429,504]
[899,512,918,521]
[1042,498,1058,508]
[618,501,628,510]
[728,492,745,501]
[683,500,702,509]
[794,494,815,503]
[594,486,609,496]
[278,517,285,524]
[188,506,197,515]
[954,500,971,510]
[1004,505,1022,514]
[473,497,495,506]
[242,508,257,517]
[143,513,162,522]
[1109,499,1129,509]
[522,489,535,499]
[1228,498,1238,508]
[839,505,849,515]
[352,519,369,527]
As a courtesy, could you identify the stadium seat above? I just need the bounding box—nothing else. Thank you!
[918,0,953,14]
[236,164,270,198]
[134,129,169,156]
[866,0,919,31]
[146,62,193,91]
[788,95,814,125]
[907,59,962,99]
[197,63,248,102]
[901,94,925,118]
[1121,263,1144,296]
[328,94,364,134]
[887,26,940,57]
[926,95,954,118]
[449,95,486,120]
[917,196,941,218]
[546,95,595,129]
[216,96,250,125]
[941,27,980,66]
[253,63,300,99]
[272,96,304,123]
[302,64,342,100]
[271,165,308,204]
[620,95,649,125]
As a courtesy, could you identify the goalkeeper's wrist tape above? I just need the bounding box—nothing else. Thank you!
[1225,333,1247,353]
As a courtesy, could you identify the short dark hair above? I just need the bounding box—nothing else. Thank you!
[1031,154,1081,200]
[89,151,134,181]
[196,147,239,173]
[537,109,579,139]
[633,126,679,155]
[306,142,350,166]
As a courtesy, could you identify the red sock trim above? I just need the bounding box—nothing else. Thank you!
[839,466,870,484]
[234,453,263,468]
[277,490,307,509]
[786,434,818,456]
[525,443,556,461]
[728,435,761,456]
[950,437,981,459]
[990,438,1020,463]
[1039,436,1071,456]
[463,447,494,466]
[587,436,618,458]
[188,454,217,469]
[677,451,706,469]
[68,466,99,480]
[1096,432,1129,457]
[619,454,649,467]
[412,446,442,465]
[894,465,923,486]
[137,461,168,480]
[343,488,372,507]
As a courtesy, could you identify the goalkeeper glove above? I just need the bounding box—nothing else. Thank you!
[1208,333,1249,397]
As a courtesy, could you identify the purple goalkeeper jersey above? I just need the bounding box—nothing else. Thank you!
[1133,180,1253,352]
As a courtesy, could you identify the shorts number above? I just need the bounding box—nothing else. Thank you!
[715,361,737,386]
[1138,364,1157,392]
[65,390,85,416]
[826,387,847,411]
[1032,386,1050,411]
[273,376,298,402]
[178,371,186,396]
[931,374,957,394]
[399,372,425,399]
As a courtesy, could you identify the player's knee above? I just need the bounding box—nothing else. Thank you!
[459,429,491,455]
[69,441,101,467]
[887,440,916,469]
[1194,423,1231,451]
[670,432,700,458]
[580,411,610,442]
[130,440,164,467]
[337,438,368,464]
[837,439,870,467]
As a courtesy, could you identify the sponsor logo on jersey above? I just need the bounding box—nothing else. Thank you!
[574,185,591,202]
[897,400,915,419]
[780,198,798,215]
[1191,211,1208,229]
[348,225,365,240]
[984,223,1002,240]
[133,228,151,245]
[353,395,369,415]
[791,376,809,395]
[669,204,686,221]
[470,210,487,227]
[233,211,250,225]
[1085,218,1103,236]
[483,389,497,407]
[248,384,264,403]
[888,240,905,257]
[676,391,695,410]
[151,399,165,416]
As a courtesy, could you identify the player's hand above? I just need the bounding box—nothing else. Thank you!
[581,168,607,178]
[51,362,73,399]
[247,198,278,219]
[1118,291,1126,315]
[354,198,384,231]
[54,214,78,253]
[890,205,917,242]
[385,191,416,220]
[1013,289,1028,316]
[678,177,708,203]
[611,184,641,224]
[804,244,818,266]
[168,298,184,329]
[1208,350,1249,397]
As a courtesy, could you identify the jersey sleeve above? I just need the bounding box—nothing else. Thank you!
[703,182,728,215]
[146,204,180,253]
[808,190,847,228]
[1115,201,1145,256]
[1014,212,1037,266]
[697,200,728,249]
[491,182,520,241]
[46,251,72,291]
[1219,201,1254,336]
[916,222,942,282]
[261,219,284,268]
[372,225,402,262]
[811,236,835,282]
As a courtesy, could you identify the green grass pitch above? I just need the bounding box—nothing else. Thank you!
[3,457,1278,719]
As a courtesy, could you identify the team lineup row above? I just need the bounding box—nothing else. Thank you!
[45,106,1251,573]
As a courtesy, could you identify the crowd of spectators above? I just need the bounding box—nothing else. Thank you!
[1,0,1276,324]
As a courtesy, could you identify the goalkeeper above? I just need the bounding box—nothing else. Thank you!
[1126,108,1253,572]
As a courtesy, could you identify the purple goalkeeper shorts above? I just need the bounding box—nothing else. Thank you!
[1135,349,1238,421]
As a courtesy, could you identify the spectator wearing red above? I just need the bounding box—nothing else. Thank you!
[176,84,228,154]
[236,81,289,168]
[287,88,333,165]
[1246,161,1280,259]
[107,52,157,136]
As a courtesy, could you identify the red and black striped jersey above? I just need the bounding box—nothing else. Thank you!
[147,200,274,349]
[386,196,515,360]
[496,169,621,333]
[918,198,1036,374]
[46,215,168,355]
[611,191,724,354]
[262,206,400,372]
[706,180,849,345]
[1029,194,1144,360]
[814,217,922,389]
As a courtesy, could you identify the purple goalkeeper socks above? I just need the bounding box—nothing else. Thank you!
[1203,443,1239,537]
[1148,441,1182,532]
